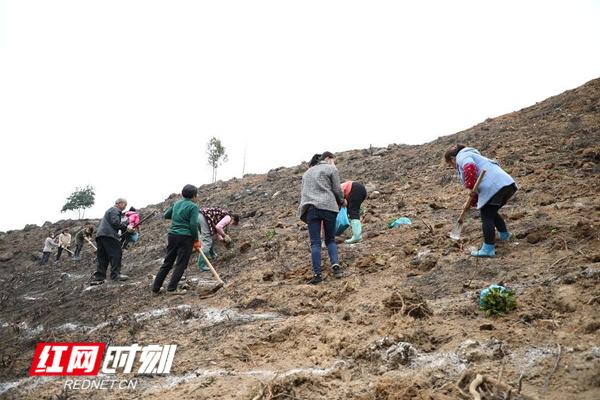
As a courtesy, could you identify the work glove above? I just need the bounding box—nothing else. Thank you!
[469,191,478,207]
[223,235,232,244]
[127,225,134,233]
[192,240,201,252]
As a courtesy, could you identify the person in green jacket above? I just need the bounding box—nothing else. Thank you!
[152,184,200,295]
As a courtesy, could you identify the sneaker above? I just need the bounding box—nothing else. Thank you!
[89,279,105,286]
[111,274,129,281]
[332,264,343,279]
[166,288,187,295]
[308,275,322,285]
[152,287,165,296]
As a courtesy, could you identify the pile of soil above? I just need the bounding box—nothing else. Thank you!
[0,78,599,399]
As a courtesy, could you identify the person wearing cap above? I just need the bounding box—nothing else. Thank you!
[90,198,129,285]
[152,184,200,295]
[298,151,345,284]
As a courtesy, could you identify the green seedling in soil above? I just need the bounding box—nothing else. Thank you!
[480,287,517,316]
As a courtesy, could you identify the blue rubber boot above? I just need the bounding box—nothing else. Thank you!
[499,231,511,241]
[344,220,363,244]
[197,250,211,271]
[471,243,496,257]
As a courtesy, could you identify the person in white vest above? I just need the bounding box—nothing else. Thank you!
[444,144,517,257]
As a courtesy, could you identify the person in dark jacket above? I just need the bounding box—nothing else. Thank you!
[73,224,94,260]
[298,151,345,284]
[90,198,129,285]
[152,184,200,295]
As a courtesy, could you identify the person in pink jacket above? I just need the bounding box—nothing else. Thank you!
[121,207,140,249]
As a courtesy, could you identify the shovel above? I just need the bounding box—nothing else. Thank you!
[450,169,487,240]
[197,249,224,293]
[85,237,97,251]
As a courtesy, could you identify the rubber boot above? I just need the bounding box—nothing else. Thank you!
[197,250,211,272]
[344,219,363,244]
[471,243,496,257]
[499,231,511,241]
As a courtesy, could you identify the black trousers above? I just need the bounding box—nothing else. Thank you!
[56,246,66,261]
[94,237,123,280]
[347,181,367,220]
[74,242,83,257]
[41,252,51,265]
[152,234,193,292]
[480,184,517,245]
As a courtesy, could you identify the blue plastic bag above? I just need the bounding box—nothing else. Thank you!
[388,217,412,228]
[336,207,350,236]
[129,232,140,242]
[479,284,507,307]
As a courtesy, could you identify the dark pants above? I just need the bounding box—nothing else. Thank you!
[347,182,367,220]
[307,207,338,276]
[41,252,51,265]
[74,242,83,258]
[56,247,67,261]
[121,232,131,249]
[152,234,193,292]
[481,184,517,245]
[94,237,123,280]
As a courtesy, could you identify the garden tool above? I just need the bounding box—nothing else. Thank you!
[449,169,487,240]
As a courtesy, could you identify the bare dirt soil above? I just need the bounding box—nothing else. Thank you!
[1,78,599,399]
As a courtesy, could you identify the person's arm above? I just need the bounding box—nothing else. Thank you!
[330,168,344,206]
[461,157,479,206]
[109,208,127,231]
[189,206,199,241]
[215,215,231,239]
[163,206,173,220]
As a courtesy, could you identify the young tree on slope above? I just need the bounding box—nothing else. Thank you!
[207,137,228,183]
[61,185,95,219]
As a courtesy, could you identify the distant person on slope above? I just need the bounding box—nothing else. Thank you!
[55,229,72,262]
[121,207,140,249]
[72,224,94,260]
[341,180,367,244]
[90,198,130,285]
[152,184,200,295]
[197,207,240,272]
[40,233,58,265]
[298,151,345,284]
[445,144,517,257]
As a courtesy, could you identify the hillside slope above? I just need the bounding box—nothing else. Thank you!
[1,78,599,399]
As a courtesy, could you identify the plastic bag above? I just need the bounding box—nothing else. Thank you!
[388,217,412,228]
[336,207,350,236]
[129,232,140,242]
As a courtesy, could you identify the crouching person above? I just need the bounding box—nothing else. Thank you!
[197,207,239,272]
[152,184,200,295]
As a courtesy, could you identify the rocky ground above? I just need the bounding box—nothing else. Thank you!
[1,78,599,399]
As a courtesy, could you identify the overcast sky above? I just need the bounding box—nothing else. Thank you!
[1,0,599,232]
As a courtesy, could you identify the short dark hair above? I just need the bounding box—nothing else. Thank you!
[231,214,240,224]
[182,184,198,199]
[129,207,136,212]
[444,144,466,163]
[321,151,335,160]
